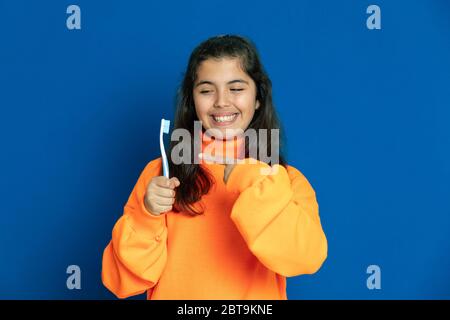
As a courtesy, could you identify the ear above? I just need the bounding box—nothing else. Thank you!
[255,100,260,110]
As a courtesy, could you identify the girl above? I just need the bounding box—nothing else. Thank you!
[102,35,327,300]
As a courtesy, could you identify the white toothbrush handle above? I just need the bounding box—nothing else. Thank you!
[160,130,169,178]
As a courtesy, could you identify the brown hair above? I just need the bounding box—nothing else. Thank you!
[169,34,286,216]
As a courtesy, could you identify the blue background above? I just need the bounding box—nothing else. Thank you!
[0,0,449,299]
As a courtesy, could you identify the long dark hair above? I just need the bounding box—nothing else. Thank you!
[169,34,286,216]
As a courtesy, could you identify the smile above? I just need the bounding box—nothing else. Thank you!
[211,113,238,125]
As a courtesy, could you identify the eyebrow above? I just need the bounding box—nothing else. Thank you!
[195,79,249,88]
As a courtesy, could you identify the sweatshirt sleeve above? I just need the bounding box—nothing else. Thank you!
[101,158,168,299]
[225,159,328,277]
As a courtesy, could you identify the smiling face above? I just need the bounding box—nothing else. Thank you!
[193,57,260,139]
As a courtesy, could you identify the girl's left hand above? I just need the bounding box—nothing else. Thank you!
[198,153,236,184]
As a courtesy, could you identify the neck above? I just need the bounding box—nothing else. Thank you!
[201,130,245,160]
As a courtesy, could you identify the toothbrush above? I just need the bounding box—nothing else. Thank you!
[160,118,170,178]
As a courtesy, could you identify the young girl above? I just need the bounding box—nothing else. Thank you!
[102,35,327,300]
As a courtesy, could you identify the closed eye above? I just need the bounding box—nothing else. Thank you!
[230,88,244,92]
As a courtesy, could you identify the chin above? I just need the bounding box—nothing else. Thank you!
[204,126,244,140]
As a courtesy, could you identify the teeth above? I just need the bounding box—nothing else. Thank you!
[213,114,237,122]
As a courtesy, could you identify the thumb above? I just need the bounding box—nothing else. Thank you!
[169,177,180,188]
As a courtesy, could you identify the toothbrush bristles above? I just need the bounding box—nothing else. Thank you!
[162,119,170,134]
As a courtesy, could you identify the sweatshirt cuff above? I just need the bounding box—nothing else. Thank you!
[126,194,166,236]
[225,158,274,194]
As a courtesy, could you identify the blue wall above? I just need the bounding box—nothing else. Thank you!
[0,0,449,299]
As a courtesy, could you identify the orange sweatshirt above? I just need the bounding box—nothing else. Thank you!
[102,135,327,300]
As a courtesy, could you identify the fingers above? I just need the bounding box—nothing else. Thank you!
[145,176,180,215]
[154,196,175,206]
[150,204,173,214]
[154,176,180,189]
[170,177,180,188]
[153,187,175,198]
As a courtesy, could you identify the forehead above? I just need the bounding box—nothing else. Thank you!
[195,57,249,81]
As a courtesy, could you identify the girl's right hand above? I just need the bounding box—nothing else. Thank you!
[144,176,180,216]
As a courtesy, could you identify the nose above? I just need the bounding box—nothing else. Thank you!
[214,88,231,108]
